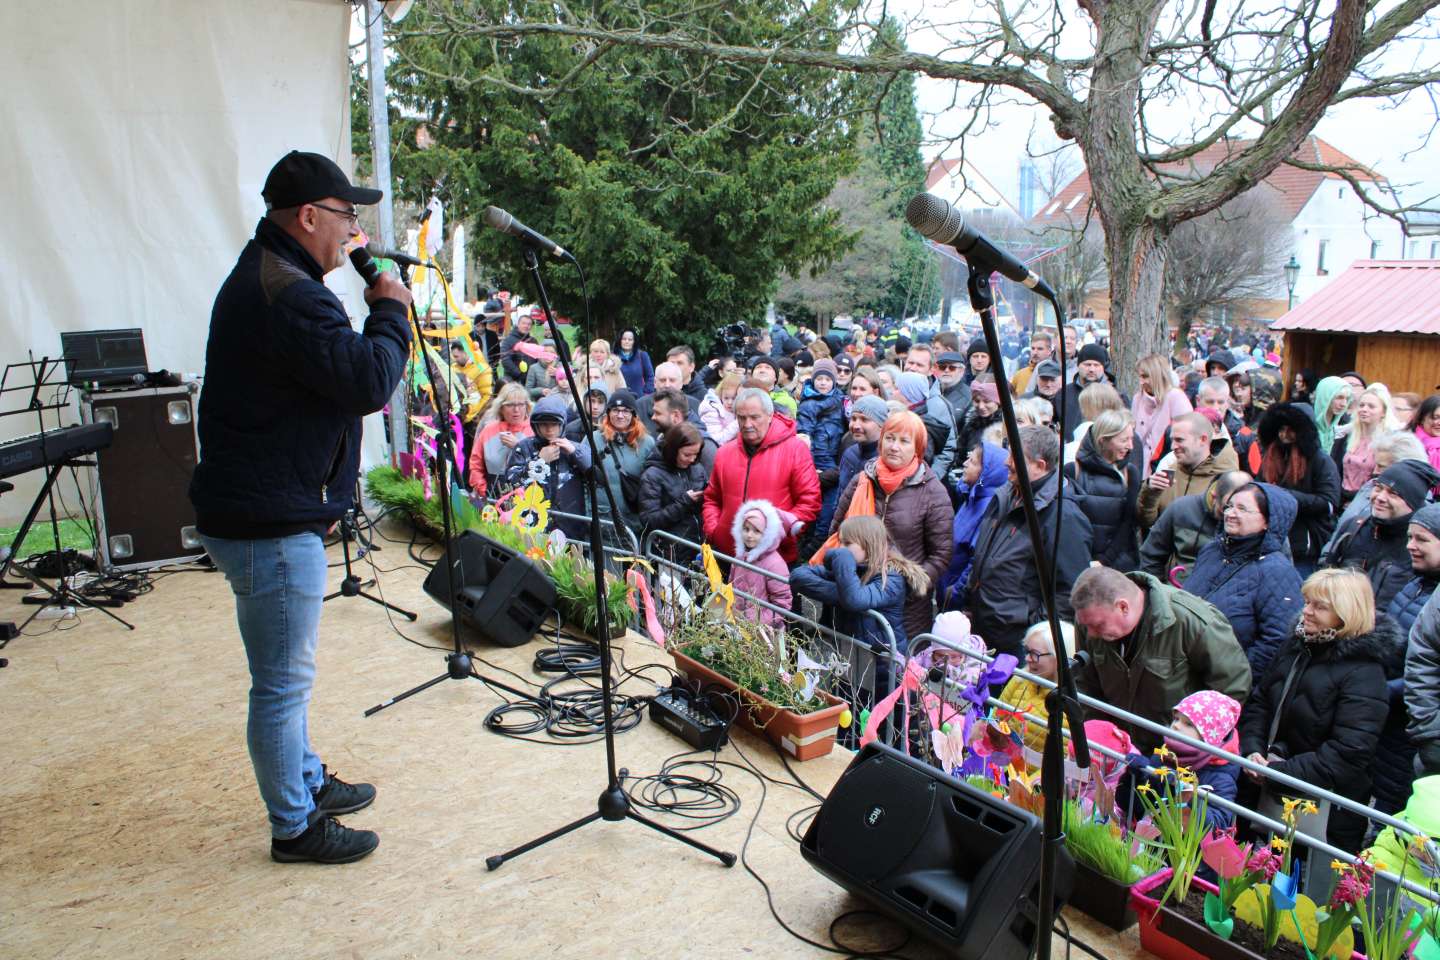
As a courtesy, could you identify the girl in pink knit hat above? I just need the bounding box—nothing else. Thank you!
[1119,689,1243,832]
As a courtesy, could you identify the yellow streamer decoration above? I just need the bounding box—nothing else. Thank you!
[700,544,735,619]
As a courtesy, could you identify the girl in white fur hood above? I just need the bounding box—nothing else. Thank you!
[728,499,795,630]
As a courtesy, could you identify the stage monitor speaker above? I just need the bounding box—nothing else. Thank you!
[422,530,556,647]
[80,384,205,572]
[800,742,1072,960]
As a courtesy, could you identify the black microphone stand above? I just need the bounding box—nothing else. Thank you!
[967,265,1087,960]
[365,260,541,716]
[484,244,734,871]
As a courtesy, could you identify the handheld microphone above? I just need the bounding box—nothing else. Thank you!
[1068,650,1092,672]
[348,246,382,287]
[905,193,1055,297]
[482,206,572,261]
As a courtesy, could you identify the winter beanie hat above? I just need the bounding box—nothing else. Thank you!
[1377,459,1440,512]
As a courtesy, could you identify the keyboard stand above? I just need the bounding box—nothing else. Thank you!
[1,459,135,642]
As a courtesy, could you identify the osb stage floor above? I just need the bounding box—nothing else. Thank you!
[1,524,1144,959]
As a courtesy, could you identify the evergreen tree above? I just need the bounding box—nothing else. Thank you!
[361,0,857,350]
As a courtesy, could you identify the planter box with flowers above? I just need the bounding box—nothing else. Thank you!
[665,604,849,762]
[1130,789,1431,960]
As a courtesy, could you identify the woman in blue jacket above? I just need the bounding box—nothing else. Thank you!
[937,441,1008,610]
[1183,482,1303,680]
[616,328,654,395]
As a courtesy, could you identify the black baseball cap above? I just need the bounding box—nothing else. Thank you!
[262,151,382,209]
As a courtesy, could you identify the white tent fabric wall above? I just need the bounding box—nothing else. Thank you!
[0,0,390,528]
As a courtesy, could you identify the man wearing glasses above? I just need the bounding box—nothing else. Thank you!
[190,151,412,865]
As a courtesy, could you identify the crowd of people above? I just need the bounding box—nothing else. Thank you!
[448,301,1440,852]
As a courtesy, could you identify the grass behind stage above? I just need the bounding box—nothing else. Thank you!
[1,517,95,557]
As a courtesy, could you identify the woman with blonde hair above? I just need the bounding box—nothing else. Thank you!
[1237,568,1394,852]
[1065,408,1142,570]
[999,621,1075,753]
[1331,385,1397,504]
[1132,353,1192,462]
[586,338,626,394]
[1064,381,1125,461]
[468,382,534,496]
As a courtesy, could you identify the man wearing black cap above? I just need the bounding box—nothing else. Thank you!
[190,151,412,865]
[1057,343,1124,439]
[1323,459,1440,610]
[934,350,972,423]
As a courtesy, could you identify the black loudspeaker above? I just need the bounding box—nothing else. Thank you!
[80,384,205,572]
[801,742,1072,959]
[422,530,556,647]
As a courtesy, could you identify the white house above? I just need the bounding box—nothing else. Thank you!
[1010,135,1406,315]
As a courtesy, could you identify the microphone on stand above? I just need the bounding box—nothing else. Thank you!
[482,206,573,261]
[905,193,1055,297]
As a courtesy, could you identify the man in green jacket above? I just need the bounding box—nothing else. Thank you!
[1071,567,1252,752]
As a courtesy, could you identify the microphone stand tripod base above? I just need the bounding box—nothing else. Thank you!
[482,244,735,875]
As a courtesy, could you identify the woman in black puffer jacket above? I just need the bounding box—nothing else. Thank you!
[637,423,709,564]
[1237,568,1391,852]
[1064,409,1141,571]
[1183,482,1304,680]
[1256,402,1342,576]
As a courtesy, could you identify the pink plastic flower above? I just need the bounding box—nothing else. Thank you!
[1245,848,1281,882]
[1201,830,1252,880]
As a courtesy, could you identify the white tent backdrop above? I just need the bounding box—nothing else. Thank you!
[0,0,382,527]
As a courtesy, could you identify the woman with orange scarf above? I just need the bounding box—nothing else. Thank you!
[817,411,954,639]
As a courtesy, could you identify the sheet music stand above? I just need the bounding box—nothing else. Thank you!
[0,355,134,639]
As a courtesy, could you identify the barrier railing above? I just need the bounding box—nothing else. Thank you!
[906,631,1440,907]
[549,508,641,557]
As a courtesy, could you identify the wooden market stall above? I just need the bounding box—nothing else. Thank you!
[1273,259,1440,396]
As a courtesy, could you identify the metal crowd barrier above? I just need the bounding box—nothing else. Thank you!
[548,508,641,557]
[907,631,1440,907]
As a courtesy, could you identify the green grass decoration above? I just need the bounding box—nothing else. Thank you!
[1062,800,1163,885]
[0,517,96,556]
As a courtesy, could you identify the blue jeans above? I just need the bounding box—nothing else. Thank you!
[202,533,327,839]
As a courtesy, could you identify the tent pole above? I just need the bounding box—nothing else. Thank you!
[366,0,409,457]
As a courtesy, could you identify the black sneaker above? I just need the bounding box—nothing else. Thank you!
[314,767,376,817]
[271,815,379,864]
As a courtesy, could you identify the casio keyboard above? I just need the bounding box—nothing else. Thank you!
[0,422,114,480]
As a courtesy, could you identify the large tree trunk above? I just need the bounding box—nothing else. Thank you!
[1103,215,1172,394]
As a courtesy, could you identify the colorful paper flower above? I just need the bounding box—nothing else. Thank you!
[1270,867,1299,911]
[511,483,550,533]
[1201,830,1252,880]
[479,505,500,524]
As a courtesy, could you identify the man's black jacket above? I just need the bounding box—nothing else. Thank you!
[189,219,410,536]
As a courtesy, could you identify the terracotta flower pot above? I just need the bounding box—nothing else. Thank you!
[1067,860,1139,931]
[670,649,846,761]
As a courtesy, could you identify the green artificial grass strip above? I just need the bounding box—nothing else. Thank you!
[0,517,96,557]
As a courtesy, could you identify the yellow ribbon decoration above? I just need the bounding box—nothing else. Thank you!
[700,544,735,619]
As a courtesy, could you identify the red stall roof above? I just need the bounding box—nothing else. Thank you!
[1271,260,1440,335]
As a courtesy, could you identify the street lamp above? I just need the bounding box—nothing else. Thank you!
[1284,255,1301,309]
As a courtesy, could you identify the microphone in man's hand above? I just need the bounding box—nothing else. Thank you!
[482,206,573,261]
[905,193,1055,297]
[348,246,382,287]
